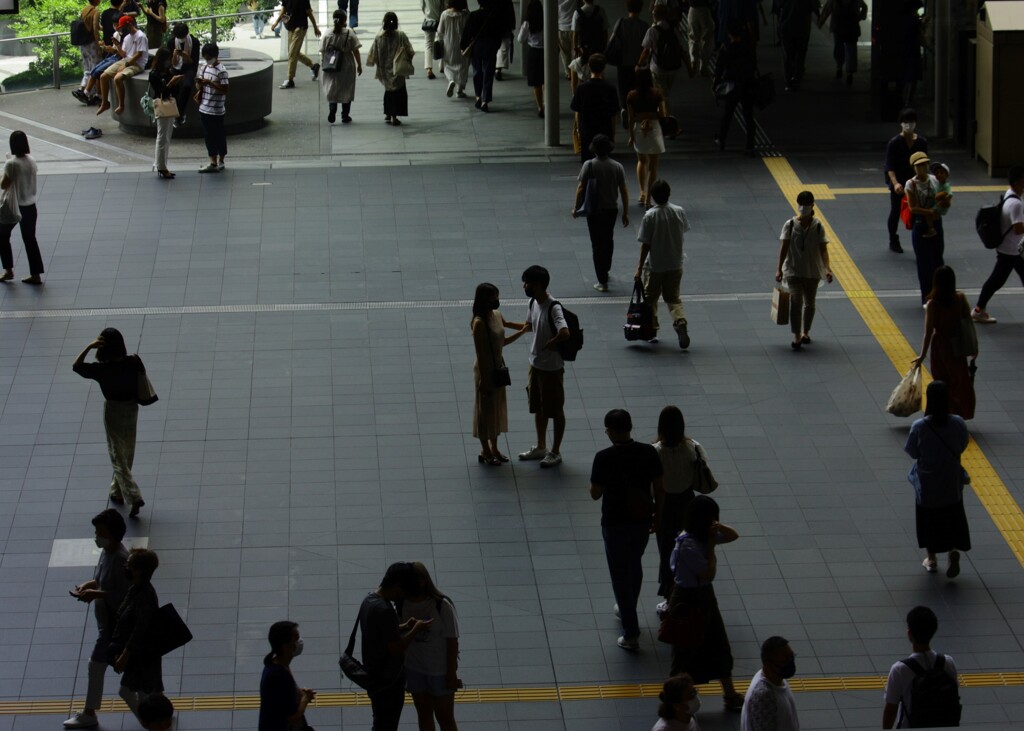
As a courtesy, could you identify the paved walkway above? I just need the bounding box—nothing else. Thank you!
[2,7,1024,731]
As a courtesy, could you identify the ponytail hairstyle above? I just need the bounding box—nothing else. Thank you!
[264,621,298,666]
[411,561,454,608]
[382,11,398,33]
[333,9,347,34]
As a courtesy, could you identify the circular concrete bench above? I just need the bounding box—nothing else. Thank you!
[111,47,273,138]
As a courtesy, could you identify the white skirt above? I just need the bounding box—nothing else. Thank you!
[632,120,665,155]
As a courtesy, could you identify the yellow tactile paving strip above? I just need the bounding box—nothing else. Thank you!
[764,157,1024,565]
[2,673,1024,715]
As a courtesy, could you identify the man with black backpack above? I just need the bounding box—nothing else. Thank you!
[882,605,961,728]
[971,165,1024,325]
[637,4,689,117]
[72,0,103,105]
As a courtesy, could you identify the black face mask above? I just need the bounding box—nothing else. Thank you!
[524,285,535,298]
[491,300,500,310]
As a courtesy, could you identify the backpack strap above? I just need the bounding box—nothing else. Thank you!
[900,657,925,675]
[933,653,945,672]
[547,300,563,336]
[999,193,1021,244]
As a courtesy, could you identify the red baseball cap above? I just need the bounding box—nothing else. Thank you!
[117,16,134,28]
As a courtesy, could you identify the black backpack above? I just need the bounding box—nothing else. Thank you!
[624,281,655,342]
[70,17,94,47]
[575,6,607,56]
[975,193,1020,249]
[533,298,584,361]
[899,654,962,728]
[654,26,684,71]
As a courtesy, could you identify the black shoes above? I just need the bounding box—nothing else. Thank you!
[311,63,321,80]
[889,240,904,254]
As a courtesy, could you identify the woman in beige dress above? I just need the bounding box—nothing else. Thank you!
[472,283,527,465]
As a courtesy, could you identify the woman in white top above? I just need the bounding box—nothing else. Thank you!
[651,674,701,731]
[436,0,470,98]
[518,0,545,117]
[0,130,44,284]
[320,10,362,124]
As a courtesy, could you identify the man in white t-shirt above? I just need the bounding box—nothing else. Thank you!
[97,15,148,115]
[741,636,800,731]
[557,0,578,78]
[516,265,569,468]
[882,605,960,729]
[635,179,691,349]
[972,165,1024,324]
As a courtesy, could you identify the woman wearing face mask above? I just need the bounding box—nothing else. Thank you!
[775,190,833,351]
[64,510,131,730]
[110,548,162,721]
[471,283,529,465]
[652,674,701,731]
[259,621,316,731]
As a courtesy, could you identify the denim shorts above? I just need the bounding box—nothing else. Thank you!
[91,55,119,79]
[405,668,453,696]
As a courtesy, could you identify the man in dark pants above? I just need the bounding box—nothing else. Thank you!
[572,134,630,292]
[570,53,620,163]
[167,22,199,127]
[884,107,927,253]
[590,409,663,651]
[972,166,1024,325]
[713,20,757,156]
[358,563,432,731]
[778,0,819,91]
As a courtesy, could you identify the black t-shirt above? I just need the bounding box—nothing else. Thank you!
[100,8,122,44]
[285,0,311,30]
[590,440,663,527]
[73,356,144,402]
[358,593,403,681]
[570,78,620,138]
[884,134,928,191]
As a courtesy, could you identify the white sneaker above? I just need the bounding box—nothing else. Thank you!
[972,308,997,324]
[593,282,608,292]
[617,635,639,650]
[656,600,669,617]
[540,451,562,468]
[518,446,547,460]
[64,713,99,729]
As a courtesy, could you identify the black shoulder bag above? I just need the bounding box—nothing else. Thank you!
[485,316,511,387]
[338,611,375,690]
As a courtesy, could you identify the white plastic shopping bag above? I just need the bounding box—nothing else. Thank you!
[886,364,922,417]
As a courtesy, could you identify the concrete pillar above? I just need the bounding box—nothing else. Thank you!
[543,0,560,146]
[934,0,950,138]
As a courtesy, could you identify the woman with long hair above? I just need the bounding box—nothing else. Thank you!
[73,328,151,517]
[904,380,971,577]
[651,674,701,731]
[366,12,415,125]
[0,130,44,284]
[259,621,316,731]
[518,0,544,116]
[437,0,470,99]
[653,407,711,614]
[912,265,976,419]
[399,563,462,731]
[149,47,182,179]
[668,495,743,712]
[471,283,528,464]
[626,68,666,208]
[320,10,362,124]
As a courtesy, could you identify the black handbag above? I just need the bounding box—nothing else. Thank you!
[338,612,376,690]
[689,440,718,495]
[152,603,193,656]
[486,316,511,387]
[422,18,439,33]
[432,39,444,60]
[624,281,655,341]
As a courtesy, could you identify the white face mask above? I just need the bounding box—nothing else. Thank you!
[687,695,701,715]
[293,638,304,656]
[94,537,110,549]
[901,121,916,134]
[798,205,814,217]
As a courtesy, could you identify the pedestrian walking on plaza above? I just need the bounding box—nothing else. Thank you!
[274,0,322,88]
[913,266,976,419]
[73,328,152,517]
[556,0,577,78]
[167,23,200,127]
[259,621,316,731]
[904,380,972,578]
[517,265,570,468]
[777,0,819,92]
[493,0,517,81]
[668,495,744,712]
[652,674,701,731]
[74,0,104,102]
[570,54,620,164]
[687,0,715,77]
[971,166,1024,325]
[471,283,528,466]
[653,406,711,615]
[461,0,502,112]
[321,10,362,124]
[141,0,166,54]
[882,606,961,729]
[338,0,359,29]
[196,43,229,173]
[63,509,131,730]
[589,409,663,651]
[626,68,666,207]
[713,20,756,155]
[422,0,444,79]
[818,0,867,86]
[775,190,833,351]
[637,5,689,118]
[572,0,609,73]
[438,0,470,99]
[148,48,182,179]
[518,0,545,117]
[740,636,801,731]
[884,108,927,254]
[367,12,416,125]
[356,563,433,731]
[0,130,45,284]
[635,179,690,348]
[110,548,163,720]
[399,563,463,731]
[572,134,629,292]
[608,0,649,112]
[904,151,945,303]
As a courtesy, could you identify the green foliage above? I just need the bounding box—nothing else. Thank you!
[10,0,244,79]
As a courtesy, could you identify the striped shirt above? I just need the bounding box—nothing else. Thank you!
[197,62,228,115]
